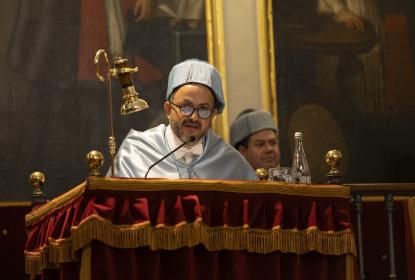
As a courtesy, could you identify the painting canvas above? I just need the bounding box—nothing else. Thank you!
[0,0,208,200]
[273,0,415,183]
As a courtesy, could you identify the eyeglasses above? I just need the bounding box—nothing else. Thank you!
[170,102,214,119]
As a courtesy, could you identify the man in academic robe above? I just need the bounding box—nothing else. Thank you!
[112,59,258,180]
[230,109,280,171]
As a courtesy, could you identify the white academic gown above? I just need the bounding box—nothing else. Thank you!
[111,124,259,180]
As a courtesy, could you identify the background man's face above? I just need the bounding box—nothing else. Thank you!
[239,129,280,170]
[164,83,216,142]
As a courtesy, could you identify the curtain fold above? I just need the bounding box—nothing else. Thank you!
[25,178,355,279]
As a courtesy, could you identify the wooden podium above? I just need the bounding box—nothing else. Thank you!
[25,177,356,280]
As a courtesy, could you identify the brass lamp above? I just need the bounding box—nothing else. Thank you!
[94,50,148,176]
[112,57,149,115]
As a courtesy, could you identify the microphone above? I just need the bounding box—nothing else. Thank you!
[144,136,197,179]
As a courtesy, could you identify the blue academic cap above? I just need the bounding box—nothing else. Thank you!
[230,110,278,146]
[166,59,225,113]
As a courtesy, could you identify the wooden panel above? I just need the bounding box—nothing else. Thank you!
[0,204,32,279]
[352,200,412,279]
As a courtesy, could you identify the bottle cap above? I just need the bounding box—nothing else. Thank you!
[294,132,302,138]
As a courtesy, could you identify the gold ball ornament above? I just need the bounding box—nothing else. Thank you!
[29,171,45,196]
[325,150,342,175]
[256,168,269,181]
[86,150,104,176]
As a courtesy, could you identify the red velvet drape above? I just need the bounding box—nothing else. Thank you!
[26,191,351,249]
[25,178,355,280]
[88,242,347,280]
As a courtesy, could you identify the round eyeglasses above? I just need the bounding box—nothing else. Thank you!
[170,102,214,119]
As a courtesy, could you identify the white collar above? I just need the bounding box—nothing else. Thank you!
[166,125,204,164]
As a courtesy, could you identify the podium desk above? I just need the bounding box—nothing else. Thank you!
[25,177,356,280]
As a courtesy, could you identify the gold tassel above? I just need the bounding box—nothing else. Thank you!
[26,215,356,275]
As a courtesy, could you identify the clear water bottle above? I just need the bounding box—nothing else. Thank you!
[291,132,311,184]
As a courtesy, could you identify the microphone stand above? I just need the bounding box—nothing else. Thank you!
[144,136,196,179]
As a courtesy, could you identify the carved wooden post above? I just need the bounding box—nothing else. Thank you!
[385,193,397,280]
[354,193,366,280]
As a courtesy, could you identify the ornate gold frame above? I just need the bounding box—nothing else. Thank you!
[257,0,278,125]
[205,0,229,140]
[205,0,278,139]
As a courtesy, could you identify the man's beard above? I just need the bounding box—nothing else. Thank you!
[170,118,205,143]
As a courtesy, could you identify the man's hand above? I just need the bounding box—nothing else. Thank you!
[134,0,157,21]
[335,9,365,31]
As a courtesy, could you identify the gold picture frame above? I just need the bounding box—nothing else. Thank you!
[205,0,278,140]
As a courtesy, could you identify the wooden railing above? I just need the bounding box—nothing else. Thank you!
[346,183,415,280]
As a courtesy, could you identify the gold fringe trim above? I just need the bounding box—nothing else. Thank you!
[71,216,153,250]
[88,177,350,198]
[25,182,86,227]
[25,214,356,275]
[25,239,78,275]
[49,238,76,263]
[25,249,49,275]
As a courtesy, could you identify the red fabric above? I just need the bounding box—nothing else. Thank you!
[26,190,351,252]
[36,242,348,280]
[88,242,346,280]
[381,15,415,102]
[77,0,162,83]
[78,0,106,80]
[26,185,353,280]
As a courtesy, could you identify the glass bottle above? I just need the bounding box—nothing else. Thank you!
[291,132,311,184]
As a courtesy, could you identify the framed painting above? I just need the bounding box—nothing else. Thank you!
[272,0,415,183]
[1,0,214,199]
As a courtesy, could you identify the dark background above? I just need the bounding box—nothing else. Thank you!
[0,0,207,201]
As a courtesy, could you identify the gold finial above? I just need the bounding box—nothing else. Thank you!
[29,172,46,205]
[256,168,269,181]
[29,172,45,194]
[325,150,342,175]
[325,150,344,184]
[86,150,104,176]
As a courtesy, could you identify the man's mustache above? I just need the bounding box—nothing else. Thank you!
[182,120,201,128]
